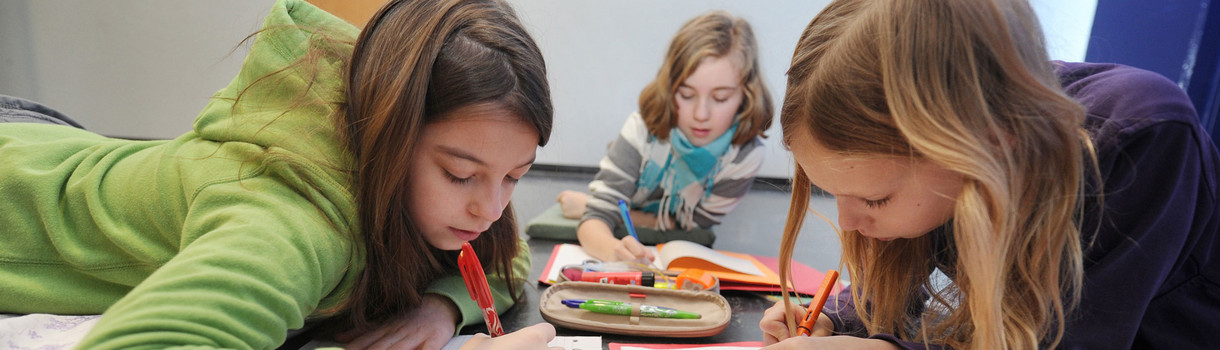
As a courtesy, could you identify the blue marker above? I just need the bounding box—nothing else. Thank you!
[617,199,640,241]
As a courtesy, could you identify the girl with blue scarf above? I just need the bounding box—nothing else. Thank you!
[557,10,774,262]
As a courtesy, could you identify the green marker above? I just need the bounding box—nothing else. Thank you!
[579,302,701,319]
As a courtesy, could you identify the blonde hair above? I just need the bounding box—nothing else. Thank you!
[777,0,1097,348]
[639,10,773,145]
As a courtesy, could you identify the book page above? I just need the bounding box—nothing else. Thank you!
[650,240,764,276]
[539,243,600,284]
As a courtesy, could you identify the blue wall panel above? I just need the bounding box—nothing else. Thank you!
[1086,0,1220,143]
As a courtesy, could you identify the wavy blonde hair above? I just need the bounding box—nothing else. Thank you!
[777,0,1097,348]
[639,10,773,145]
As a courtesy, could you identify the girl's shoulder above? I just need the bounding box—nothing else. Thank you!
[620,112,664,146]
[1059,62,1201,152]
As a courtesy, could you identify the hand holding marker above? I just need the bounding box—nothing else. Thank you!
[797,269,840,336]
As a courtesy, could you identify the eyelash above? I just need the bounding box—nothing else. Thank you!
[445,171,472,185]
[676,93,730,103]
[446,171,522,185]
[864,197,890,208]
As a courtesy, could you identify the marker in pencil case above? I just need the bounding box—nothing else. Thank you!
[560,299,624,308]
[561,299,701,319]
[562,267,655,287]
[560,266,714,291]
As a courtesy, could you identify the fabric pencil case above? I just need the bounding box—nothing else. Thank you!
[538,281,731,337]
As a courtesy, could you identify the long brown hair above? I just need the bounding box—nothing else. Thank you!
[336,0,551,333]
[778,0,1093,348]
[638,10,773,145]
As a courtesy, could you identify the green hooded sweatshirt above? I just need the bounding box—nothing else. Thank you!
[0,0,529,348]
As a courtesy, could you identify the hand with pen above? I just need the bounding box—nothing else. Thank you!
[758,300,899,350]
[576,199,657,262]
[458,323,564,350]
[758,270,898,350]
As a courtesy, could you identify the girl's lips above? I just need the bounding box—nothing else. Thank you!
[451,228,481,242]
[691,128,710,138]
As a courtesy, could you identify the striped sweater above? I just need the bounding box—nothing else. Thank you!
[583,112,765,231]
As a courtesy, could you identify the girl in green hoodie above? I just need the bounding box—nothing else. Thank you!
[0,0,555,349]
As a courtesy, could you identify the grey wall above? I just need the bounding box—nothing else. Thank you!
[0,0,1095,178]
[0,0,275,138]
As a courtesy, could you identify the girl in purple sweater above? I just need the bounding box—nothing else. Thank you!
[759,0,1219,349]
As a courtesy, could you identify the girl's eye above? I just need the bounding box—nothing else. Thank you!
[864,197,890,208]
[445,171,472,185]
[505,175,521,185]
[713,96,729,103]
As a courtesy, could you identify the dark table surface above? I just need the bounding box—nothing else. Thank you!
[458,237,779,349]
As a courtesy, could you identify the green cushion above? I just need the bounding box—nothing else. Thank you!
[524,204,716,246]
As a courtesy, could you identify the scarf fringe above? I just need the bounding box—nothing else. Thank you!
[655,165,719,231]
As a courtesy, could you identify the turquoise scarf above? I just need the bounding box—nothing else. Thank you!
[636,121,738,228]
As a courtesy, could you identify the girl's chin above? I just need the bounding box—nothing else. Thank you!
[858,230,897,241]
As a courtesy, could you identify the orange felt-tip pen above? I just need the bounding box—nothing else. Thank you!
[797,269,839,336]
[458,242,504,337]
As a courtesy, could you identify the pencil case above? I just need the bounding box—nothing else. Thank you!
[539,281,731,337]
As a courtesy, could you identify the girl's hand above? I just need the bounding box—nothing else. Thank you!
[460,323,563,350]
[614,235,655,262]
[759,300,832,345]
[555,190,588,219]
[338,294,459,350]
[762,336,901,350]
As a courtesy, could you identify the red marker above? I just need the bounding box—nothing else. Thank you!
[797,269,839,336]
[458,242,504,337]
[562,267,655,287]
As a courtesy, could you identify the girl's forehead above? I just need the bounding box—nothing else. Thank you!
[791,128,909,194]
[683,54,745,87]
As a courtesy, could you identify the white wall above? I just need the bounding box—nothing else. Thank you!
[0,0,1095,178]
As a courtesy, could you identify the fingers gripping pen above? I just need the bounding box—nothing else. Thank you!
[797,269,839,336]
[458,242,504,337]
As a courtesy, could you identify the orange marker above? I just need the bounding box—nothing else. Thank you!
[797,269,839,336]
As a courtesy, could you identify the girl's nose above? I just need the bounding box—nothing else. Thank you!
[469,185,506,222]
[693,98,711,121]
[835,197,862,233]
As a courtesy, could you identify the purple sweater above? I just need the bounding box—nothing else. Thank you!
[825,62,1220,349]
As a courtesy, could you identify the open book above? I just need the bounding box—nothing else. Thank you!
[649,240,773,285]
[538,241,837,296]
